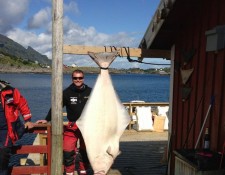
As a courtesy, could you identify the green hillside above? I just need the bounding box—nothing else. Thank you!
[0,34,51,66]
[0,53,42,68]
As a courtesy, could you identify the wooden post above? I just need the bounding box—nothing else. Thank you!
[52,0,63,174]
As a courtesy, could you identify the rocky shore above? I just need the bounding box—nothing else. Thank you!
[0,65,123,74]
[0,65,169,75]
[0,65,52,74]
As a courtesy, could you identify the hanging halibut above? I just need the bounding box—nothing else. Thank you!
[76,51,130,175]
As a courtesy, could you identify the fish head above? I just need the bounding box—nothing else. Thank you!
[92,153,114,175]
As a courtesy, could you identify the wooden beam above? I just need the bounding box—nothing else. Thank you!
[140,0,176,50]
[63,45,171,59]
[13,145,47,154]
[52,0,63,175]
[11,166,48,174]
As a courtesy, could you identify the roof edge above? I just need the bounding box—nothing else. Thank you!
[139,0,176,50]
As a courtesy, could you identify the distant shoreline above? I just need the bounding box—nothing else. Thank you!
[0,67,52,74]
[0,66,170,75]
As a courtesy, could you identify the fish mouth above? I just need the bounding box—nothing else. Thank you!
[94,170,106,175]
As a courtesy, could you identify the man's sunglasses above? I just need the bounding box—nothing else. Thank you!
[73,77,84,80]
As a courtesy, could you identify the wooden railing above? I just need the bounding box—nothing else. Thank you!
[123,102,169,113]
[9,124,51,175]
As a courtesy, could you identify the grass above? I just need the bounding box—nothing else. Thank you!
[0,54,42,68]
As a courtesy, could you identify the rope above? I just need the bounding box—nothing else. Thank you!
[100,67,108,70]
[123,47,171,66]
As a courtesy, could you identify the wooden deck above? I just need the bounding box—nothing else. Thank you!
[109,130,168,175]
[11,127,168,175]
[76,129,169,175]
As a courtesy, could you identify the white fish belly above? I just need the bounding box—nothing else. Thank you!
[76,71,130,174]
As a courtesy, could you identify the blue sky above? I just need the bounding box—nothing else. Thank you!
[0,0,170,69]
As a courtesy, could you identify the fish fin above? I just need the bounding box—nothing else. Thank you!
[106,146,120,158]
[106,146,112,156]
[118,150,121,156]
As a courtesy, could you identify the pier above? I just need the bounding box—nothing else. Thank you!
[10,126,168,175]
[108,130,168,175]
[9,102,169,174]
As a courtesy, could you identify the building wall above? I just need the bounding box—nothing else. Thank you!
[170,0,225,173]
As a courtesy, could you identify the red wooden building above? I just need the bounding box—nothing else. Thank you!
[139,0,225,174]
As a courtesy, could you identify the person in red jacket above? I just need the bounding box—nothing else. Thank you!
[0,79,34,175]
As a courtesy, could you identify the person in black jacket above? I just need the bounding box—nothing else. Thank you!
[36,70,92,175]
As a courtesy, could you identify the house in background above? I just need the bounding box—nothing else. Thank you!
[139,0,225,174]
[71,63,77,68]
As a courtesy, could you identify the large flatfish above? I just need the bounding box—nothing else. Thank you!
[76,51,130,175]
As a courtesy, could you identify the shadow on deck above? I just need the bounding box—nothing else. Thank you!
[76,130,169,175]
[109,141,168,175]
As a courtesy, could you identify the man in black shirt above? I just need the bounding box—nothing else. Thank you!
[36,70,92,175]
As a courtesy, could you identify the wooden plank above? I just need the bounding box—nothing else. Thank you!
[11,166,47,174]
[139,0,176,50]
[28,123,50,134]
[47,125,51,174]
[13,145,47,154]
[63,45,171,59]
[123,102,169,106]
[52,0,64,174]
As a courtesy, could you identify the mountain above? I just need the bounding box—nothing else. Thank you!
[0,34,51,66]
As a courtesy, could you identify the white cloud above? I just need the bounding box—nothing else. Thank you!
[6,28,52,58]
[64,1,79,15]
[0,0,29,33]
[28,7,51,29]
[6,20,170,69]
[61,18,143,68]
[63,18,137,48]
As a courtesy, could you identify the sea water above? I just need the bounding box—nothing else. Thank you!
[0,73,170,121]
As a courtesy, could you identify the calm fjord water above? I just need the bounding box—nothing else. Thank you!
[0,73,170,121]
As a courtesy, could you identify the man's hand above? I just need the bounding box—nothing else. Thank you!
[36,120,48,124]
[24,121,34,129]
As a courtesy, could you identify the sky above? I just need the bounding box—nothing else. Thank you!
[0,0,170,69]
